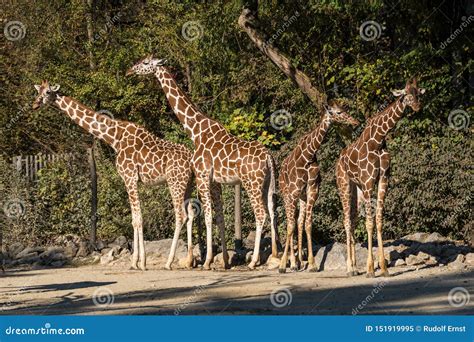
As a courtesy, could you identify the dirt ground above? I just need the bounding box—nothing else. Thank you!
[0,264,472,315]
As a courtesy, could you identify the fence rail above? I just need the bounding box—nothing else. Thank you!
[12,150,87,181]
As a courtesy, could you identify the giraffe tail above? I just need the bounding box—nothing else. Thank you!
[266,154,280,248]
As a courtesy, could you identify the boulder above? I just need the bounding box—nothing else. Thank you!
[95,240,106,251]
[76,241,92,258]
[393,259,406,267]
[15,247,44,259]
[109,236,128,249]
[63,242,78,258]
[214,250,242,267]
[314,242,346,271]
[145,239,187,260]
[7,242,24,258]
[266,255,281,270]
[406,254,424,266]
[464,253,474,266]
[417,251,431,261]
[100,248,117,265]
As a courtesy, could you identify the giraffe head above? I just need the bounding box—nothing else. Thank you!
[126,55,167,76]
[323,100,359,126]
[392,78,425,112]
[32,80,60,110]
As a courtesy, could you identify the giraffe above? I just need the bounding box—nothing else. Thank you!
[32,80,196,271]
[336,78,425,277]
[278,101,359,273]
[127,56,280,270]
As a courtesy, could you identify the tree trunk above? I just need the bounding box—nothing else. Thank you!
[88,144,98,245]
[238,8,327,111]
[234,184,242,250]
[85,0,96,70]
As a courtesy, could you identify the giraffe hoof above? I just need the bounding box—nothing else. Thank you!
[347,271,359,277]
[278,268,287,274]
[366,272,375,278]
[381,270,391,277]
[290,266,298,272]
[248,261,257,270]
[164,264,172,270]
[203,263,211,270]
[307,266,319,273]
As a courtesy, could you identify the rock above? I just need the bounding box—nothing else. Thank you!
[100,248,117,265]
[214,250,241,267]
[145,239,188,260]
[450,254,466,270]
[193,244,204,264]
[63,242,78,258]
[109,236,128,249]
[101,247,112,255]
[246,251,253,263]
[13,254,40,265]
[464,253,474,266]
[426,256,438,266]
[119,248,131,257]
[266,255,281,270]
[417,251,431,261]
[76,241,92,258]
[95,240,106,251]
[15,247,44,259]
[394,259,406,267]
[243,231,256,250]
[425,232,449,243]
[38,247,64,263]
[7,242,24,258]
[406,254,424,266]
[401,232,431,243]
[315,242,346,271]
[51,260,65,267]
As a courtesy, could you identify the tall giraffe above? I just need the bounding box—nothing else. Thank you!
[278,101,359,273]
[336,78,425,277]
[32,80,196,271]
[127,56,280,270]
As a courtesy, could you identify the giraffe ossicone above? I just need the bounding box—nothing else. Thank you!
[32,80,196,271]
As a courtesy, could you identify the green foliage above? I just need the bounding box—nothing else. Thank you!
[1,0,472,246]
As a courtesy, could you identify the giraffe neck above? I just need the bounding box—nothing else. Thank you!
[53,95,121,150]
[154,67,214,144]
[369,97,407,140]
[303,115,331,158]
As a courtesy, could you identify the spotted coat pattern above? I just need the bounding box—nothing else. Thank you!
[33,80,195,271]
[278,102,359,273]
[336,79,425,277]
[127,57,280,269]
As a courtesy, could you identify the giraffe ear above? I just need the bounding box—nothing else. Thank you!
[34,84,41,92]
[392,89,406,97]
[156,58,167,66]
[50,84,60,92]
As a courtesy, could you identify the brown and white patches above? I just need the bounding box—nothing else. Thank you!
[32,82,196,271]
[336,79,424,278]
[278,103,359,273]
[129,58,280,269]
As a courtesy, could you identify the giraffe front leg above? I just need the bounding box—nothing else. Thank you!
[364,191,375,278]
[196,176,214,270]
[376,152,391,277]
[304,183,319,272]
[296,199,305,270]
[165,182,186,270]
[246,180,268,270]
[336,165,357,276]
[211,183,229,269]
[279,199,296,273]
[185,194,195,269]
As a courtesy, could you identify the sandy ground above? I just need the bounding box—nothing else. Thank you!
[0,264,472,315]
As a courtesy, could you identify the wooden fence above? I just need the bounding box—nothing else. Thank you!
[12,151,88,181]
